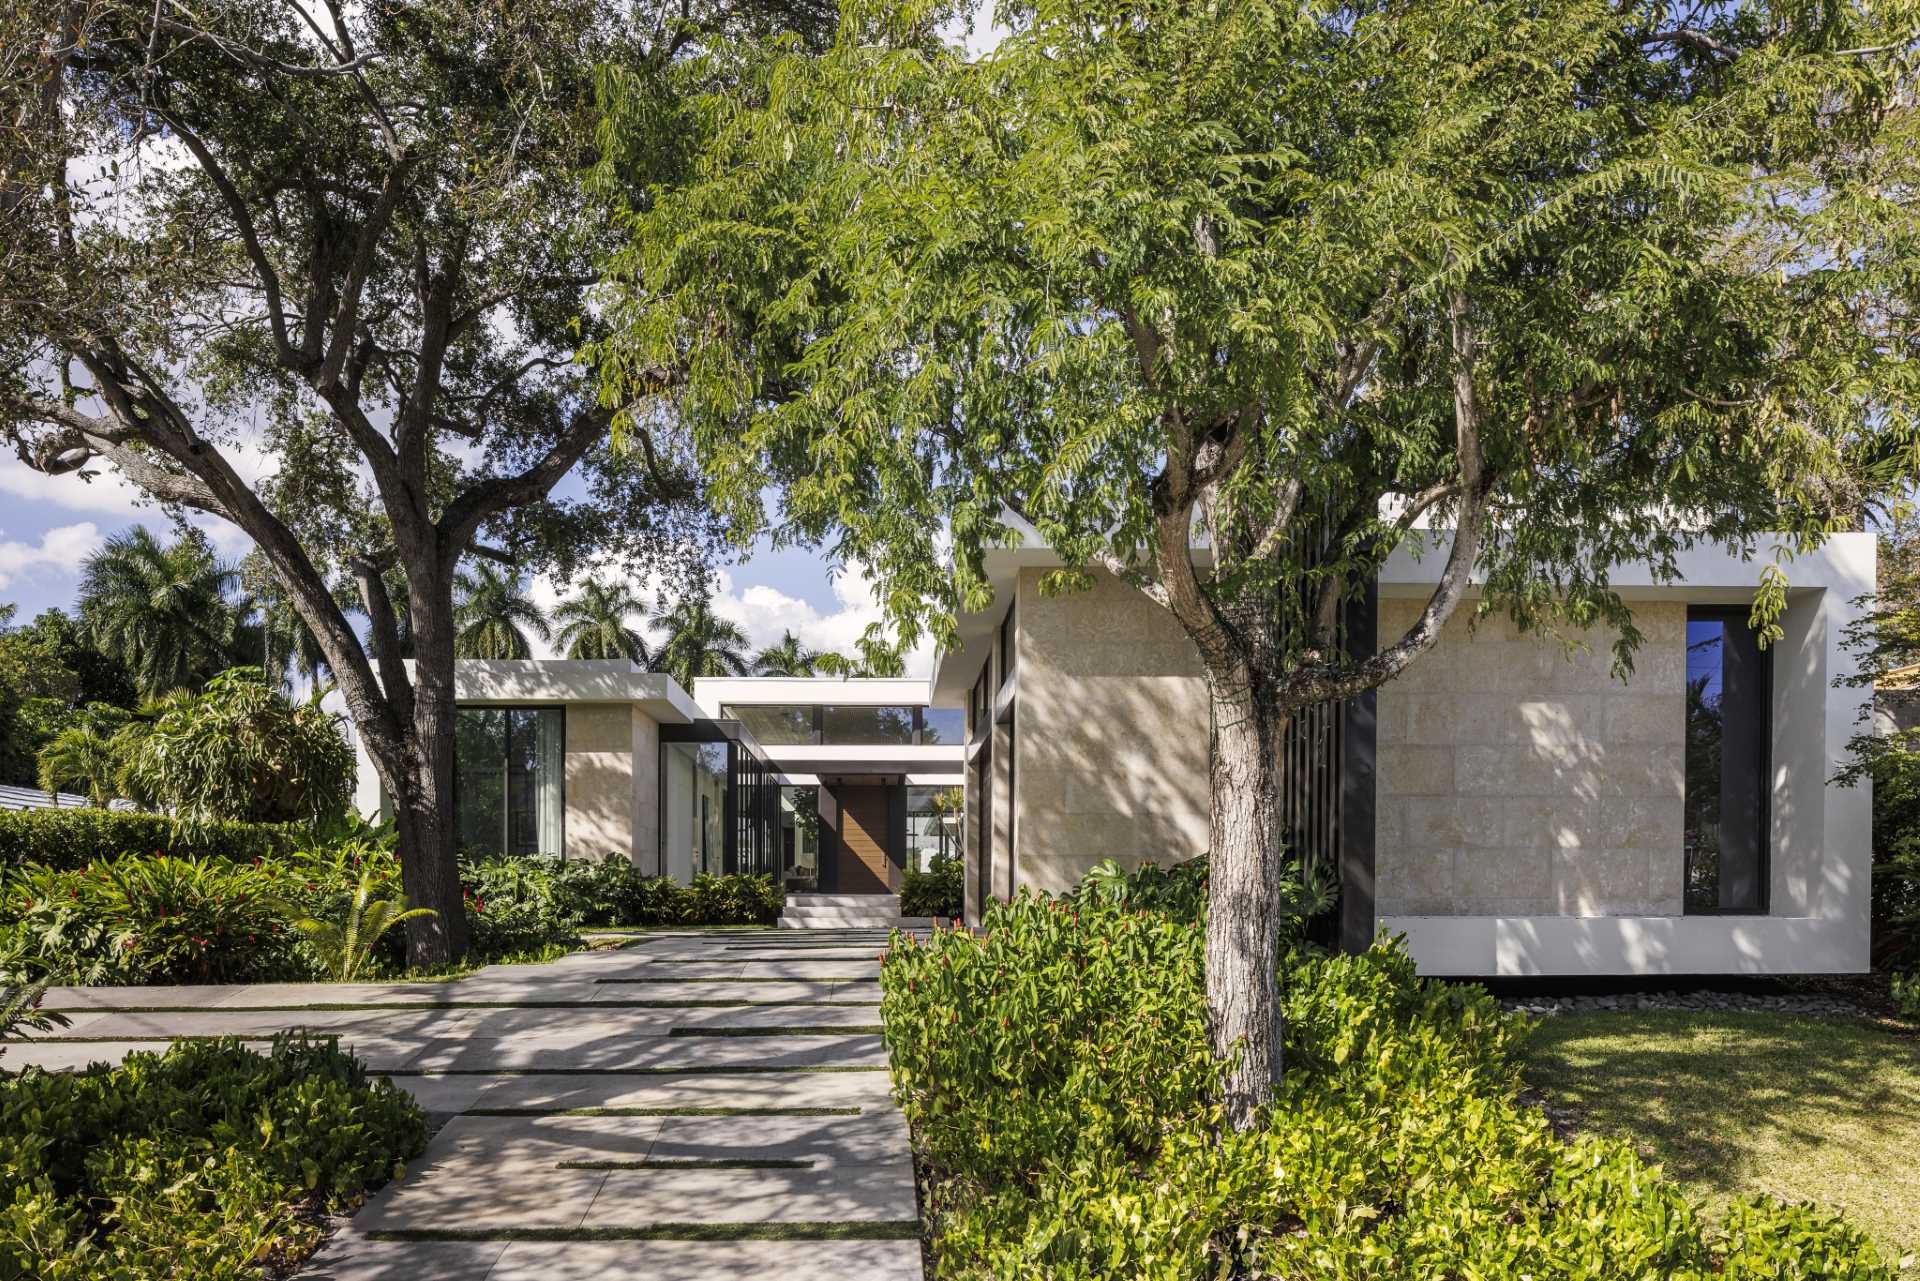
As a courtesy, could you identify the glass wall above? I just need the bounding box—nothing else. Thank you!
[906,784,962,870]
[662,741,727,881]
[454,707,563,856]
[781,785,822,889]
[718,702,958,745]
[1683,610,1769,913]
[920,707,966,745]
[823,705,916,745]
[724,704,816,745]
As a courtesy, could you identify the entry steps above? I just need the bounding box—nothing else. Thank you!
[779,892,935,930]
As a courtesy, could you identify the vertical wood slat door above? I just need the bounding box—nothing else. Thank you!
[833,785,894,893]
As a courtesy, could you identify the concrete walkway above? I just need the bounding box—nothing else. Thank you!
[13,928,922,1280]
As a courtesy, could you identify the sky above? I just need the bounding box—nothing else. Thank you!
[0,449,935,679]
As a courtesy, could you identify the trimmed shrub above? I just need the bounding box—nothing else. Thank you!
[459,854,783,928]
[0,1035,426,1280]
[881,879,1894,1280]
[900,851,963,918]
[0,809,297,873]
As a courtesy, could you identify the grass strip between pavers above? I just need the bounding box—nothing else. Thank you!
[382,1064,890,1076]
[365,1222,921,1243]
[466,1105,861,1117]
[554,1157,817,1170]
[595,983,879,990]
[668,1026,885,1037]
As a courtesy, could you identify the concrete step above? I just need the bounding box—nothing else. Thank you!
[785,893,902,909]
[777,915,935,931]
[780,909,904,926]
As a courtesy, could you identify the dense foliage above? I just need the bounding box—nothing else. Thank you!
[0,1036,426,1280]
[900,852,963,919]
[461,854,784,928]
[0,606,138,791]
[880,870,1894,1279]
[112,669,356,826]
[0,810,297,874]
[0,842,781,986]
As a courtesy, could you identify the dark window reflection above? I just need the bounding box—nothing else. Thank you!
[1684,611,1768,913]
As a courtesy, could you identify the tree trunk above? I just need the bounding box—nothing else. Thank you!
[394,614,470,967]
[1205,680,1288,1130]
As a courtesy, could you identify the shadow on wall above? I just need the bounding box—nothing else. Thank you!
[1016,664,1213,895]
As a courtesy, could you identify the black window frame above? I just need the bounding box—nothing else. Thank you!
[450,703,567,859]
[659,719,779,878]
[1682,605,1773,916]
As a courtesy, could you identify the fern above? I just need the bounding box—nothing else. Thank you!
[280,866,437,982]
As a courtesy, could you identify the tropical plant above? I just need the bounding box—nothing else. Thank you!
[33,722,120,807]
[453,563,551,661]
[0,0,830,965]
[75,528,248,698]
[281,864,437,982]
[597,0,1920,1119]
[554,579,651,663]
[115,668,354,826]
[1893,971,1920,1020]
[0,607,137,790]
[650,592,751,688]
[752,629,825,676]
[0,978,70,1062]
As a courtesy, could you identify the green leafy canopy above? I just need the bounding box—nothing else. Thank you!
[593,0,1920,692]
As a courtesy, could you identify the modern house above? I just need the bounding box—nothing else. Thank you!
[350,667,963,898]
[928,534,1877,978]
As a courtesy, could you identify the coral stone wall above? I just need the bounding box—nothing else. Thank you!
[1012,567,1213,894]
[563,703,640,862]
[1374,599,1688,917]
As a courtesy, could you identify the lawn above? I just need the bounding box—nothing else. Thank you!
[1520,1011,1920,1270]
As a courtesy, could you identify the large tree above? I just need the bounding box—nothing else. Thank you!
[596,0,1920,1120]
[1,0,833,962]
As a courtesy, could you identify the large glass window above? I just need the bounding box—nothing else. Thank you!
[662,741,728,881]
[1684,610,1770,913]
[454,707,563,856]
[721,704,816,745]
[906,785,962,870]
[822,705,917,745]
[920,707,966,745]
[781,785,822,889]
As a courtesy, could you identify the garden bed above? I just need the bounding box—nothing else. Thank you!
[878,860,1900,1279]
[0,1034,425,1280]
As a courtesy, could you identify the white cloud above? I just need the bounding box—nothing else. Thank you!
[0,522,104,590]
[522,558,934,677]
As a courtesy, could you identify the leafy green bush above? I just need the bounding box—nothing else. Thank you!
[1,856,301,985]
[1893,971,1920,1019]
[0,809,297,873]
[459,854,782,927]
[901,851,963,918]
[0,1035,425,1280]
[880,878,1894,1280]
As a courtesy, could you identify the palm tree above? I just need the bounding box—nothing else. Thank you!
[650,593,751,688]
[554,580,650,663]
[35,723,120,806]
[77,527,246,695]
[453,563,550,660]
[753,629,825,677]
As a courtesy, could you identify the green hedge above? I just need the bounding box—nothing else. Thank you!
[0,1035,426,1280]
[0,809,297,872]
[880,873,1895,1280]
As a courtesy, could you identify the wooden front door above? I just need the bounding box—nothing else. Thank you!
[830,784,894,893]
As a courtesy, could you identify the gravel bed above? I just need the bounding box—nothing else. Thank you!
[1501,990,1862,1017]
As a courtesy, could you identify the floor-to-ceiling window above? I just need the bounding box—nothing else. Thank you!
[662,741,728,882]
[1684,608,1770,913]
[906,785,961,871]
[454,707,563,856]
[781,785,821,889]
